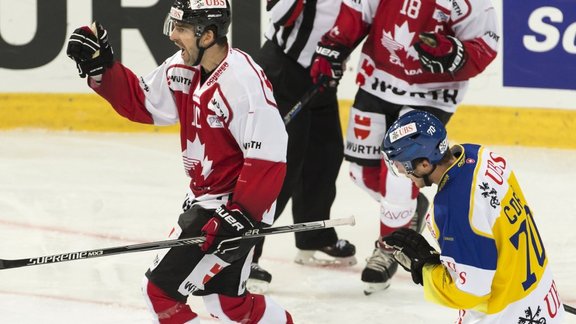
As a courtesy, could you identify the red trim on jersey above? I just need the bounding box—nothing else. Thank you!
[231,157,286,222]
[457,37,497,80]
[92,63,154,124]
[212,84,234,128]
[167,64,195,72]
[234,49,277,108]
[452,0,473,25]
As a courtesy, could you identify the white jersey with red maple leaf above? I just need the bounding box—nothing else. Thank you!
[90,48,287,224]
[331,0,499,112]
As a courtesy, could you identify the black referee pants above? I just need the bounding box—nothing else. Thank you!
[252,41,344,258]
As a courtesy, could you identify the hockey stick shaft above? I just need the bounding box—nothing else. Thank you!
[283,75,328,125]
[0,216,355,270]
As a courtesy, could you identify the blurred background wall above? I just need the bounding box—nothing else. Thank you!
[1,0,575,147]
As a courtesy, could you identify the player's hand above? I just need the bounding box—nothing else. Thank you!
[382,228,441,285]
[67,21,114,78]
[201,204,260,263]
[310,38,350,88]
[414,33,466,74]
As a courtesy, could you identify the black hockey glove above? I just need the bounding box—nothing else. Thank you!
[414,33,466,74]
[67,21,114,78]
[310,36,350,88]
[382,228,441,285]
[201,204,261,264]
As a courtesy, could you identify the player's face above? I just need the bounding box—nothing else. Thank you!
[168,21,200,66]
[383,153,413,177]
[385,157,428,188]
[406,172,427,188]
[406,161,435,188]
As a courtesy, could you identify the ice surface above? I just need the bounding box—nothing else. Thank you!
[0,131,574,323]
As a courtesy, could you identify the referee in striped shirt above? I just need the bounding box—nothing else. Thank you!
[247,0,357,293]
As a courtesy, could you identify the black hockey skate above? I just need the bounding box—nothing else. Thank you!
[246,263,272,294]
[361,241,398,295]
[294,239,357,266]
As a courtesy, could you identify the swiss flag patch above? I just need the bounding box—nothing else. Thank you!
[203,263,224,284]
[354,115,371,140]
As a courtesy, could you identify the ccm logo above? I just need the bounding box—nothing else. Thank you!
[316,47,341,59]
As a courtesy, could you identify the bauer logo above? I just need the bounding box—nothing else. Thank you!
[503,0,576,90]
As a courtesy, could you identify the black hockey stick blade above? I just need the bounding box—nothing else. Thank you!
[0,216,355,270]
[283,75,329,125]
[565,303,576,315]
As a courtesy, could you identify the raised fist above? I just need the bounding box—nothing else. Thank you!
[67,21,114,78]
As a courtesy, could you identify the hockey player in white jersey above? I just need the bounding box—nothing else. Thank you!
[381,110,565,323]
[310,0,500,294]
[66,0,294,323]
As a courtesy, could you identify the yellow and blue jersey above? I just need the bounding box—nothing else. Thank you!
[422,144,565,323]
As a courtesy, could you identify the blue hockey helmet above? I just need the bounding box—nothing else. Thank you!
[381,110,448,174]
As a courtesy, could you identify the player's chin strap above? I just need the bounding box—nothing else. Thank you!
[411,164,436,187]
[193,36,219,66]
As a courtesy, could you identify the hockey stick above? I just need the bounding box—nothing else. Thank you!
[0,216,355,270]
[565,303,576,315]
[283,75,329,125]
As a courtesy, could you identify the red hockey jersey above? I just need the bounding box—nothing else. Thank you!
[90,48,288,224]
[329,0,499,112]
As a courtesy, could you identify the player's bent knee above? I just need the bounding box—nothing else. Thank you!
[142,277,198,324]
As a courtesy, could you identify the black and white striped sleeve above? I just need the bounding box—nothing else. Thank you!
[267,0,305,27]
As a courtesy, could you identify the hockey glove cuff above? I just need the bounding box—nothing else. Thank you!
[414,33,466,74]
[382,228,441,285]
[67,21,114,78]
